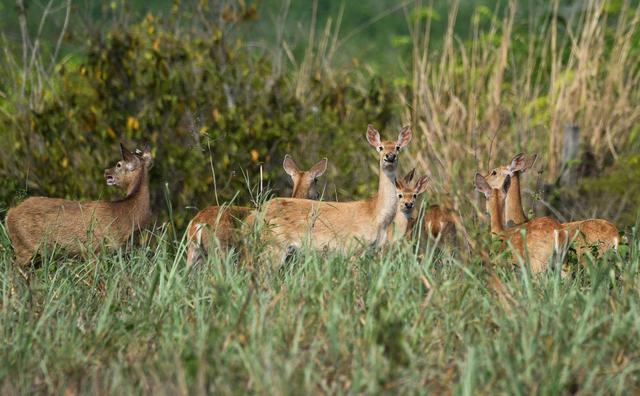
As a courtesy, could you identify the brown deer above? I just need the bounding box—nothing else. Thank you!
[6,143,153,266]
[484,153,619,259]
[475,173,565,273]
[387,169,429,242]
[252,124,412,262]
[185,155,327,266]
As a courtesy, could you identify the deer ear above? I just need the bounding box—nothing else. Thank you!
[522,154,538,172]
[475,173,492,198]
[396,125,412,148]
[502,174,512,195]
[283,154,300,177]
[508,153,527,174]
[415,175,430,195]
[309,158,328,178]
[366,125,381,148]
[120,143,136,162]
[403,168,416,184]
[141,144,153,168]
[395,178,403,190]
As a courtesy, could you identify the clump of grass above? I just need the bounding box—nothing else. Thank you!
[1,218,639,394]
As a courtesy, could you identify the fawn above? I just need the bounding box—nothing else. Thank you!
[387,169,429,242]
[251,124,412,262]
[484,153,619,259]
[475,173,565,273]
[185,155,327,266]
[6,143,153,266]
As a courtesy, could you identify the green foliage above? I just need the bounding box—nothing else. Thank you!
[0,13,396,228]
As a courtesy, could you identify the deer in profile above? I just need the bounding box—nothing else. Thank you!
[252,124,412,261]
[6,143,153,266]
[185,155,327,266]
[387,169,429,242]
[475,173,565,274]
[484,153,619,259]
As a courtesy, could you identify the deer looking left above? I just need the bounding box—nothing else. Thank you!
[5,143,153,267]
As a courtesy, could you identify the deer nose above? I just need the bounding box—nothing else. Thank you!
[384,153,396,162]
[404,202,414,209]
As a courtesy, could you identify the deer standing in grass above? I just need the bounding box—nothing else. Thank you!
[6,143,153,266]
[185,155,327,266]
[387,169,429,242]
[252,125,412,261]
[475,173,566,273]
[484,153,619,259]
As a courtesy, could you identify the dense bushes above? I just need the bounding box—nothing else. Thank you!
[0,12,397,228]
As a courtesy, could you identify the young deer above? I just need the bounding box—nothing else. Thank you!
[6,143,153,266]
[387,169,429,242]
[185,155,327,266]
[253,125,412,261]
[475,173,565,274]
[485,153,619,258]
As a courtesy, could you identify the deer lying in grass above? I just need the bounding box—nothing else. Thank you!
[252,125,412,261]
[6,143,153,266]
[485,153,619,259]
[387,169,429,242]
[475,173,565,273]
[185,155,327,266]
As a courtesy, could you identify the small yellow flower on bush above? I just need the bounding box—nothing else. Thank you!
[251,149,259,162]
[126,116,139,130]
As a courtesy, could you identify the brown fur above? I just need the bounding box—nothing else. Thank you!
[254,125,412,262]
[476,173,565,274]
[6,144,153,267]
[485,153,619,259]
[185,155,328,266]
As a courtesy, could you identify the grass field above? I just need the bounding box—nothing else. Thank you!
[2,217,639,394]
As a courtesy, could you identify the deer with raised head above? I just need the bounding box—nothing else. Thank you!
[6,143,153,266]
[185,155,328,266]
[484,153,619,259]
[387,169,429,242]
[475,173,565,273]
[252,124,412,262]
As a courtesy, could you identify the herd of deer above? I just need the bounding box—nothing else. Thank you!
[4,125,620,273]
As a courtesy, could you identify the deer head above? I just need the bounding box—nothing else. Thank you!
[282,154,328,199]
[395,168,429,217]
[104,143,153,191]
[366,124,412,176]
[484,153,537,188]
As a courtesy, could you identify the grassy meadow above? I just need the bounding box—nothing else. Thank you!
[2,0,640,394]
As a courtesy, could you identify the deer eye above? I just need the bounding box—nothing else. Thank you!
[398,194,403,198]
[413,194,417,198]
[395,146,400,151]
[378,146,383,152]
[491,170,497,176]
[117,162,122,168]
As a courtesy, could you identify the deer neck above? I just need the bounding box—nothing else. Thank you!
[374,166,398,229]
[488,192,505,235]
[392,209,412,241]
[117,168,151,226]
[505,172,527,226]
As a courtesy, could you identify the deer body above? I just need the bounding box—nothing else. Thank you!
[6,144,153,266]
[185,155,327,266]
[476,173,565,274]
[257,125,411,260]
[485,153,619,258]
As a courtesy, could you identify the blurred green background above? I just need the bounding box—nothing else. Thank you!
[1,0,640,229]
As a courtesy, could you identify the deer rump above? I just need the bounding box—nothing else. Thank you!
[260,197,391,252]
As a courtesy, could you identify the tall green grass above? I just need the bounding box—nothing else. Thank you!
[1,217,639,394]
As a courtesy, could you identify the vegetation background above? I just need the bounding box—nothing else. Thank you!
[1,0,640,394]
